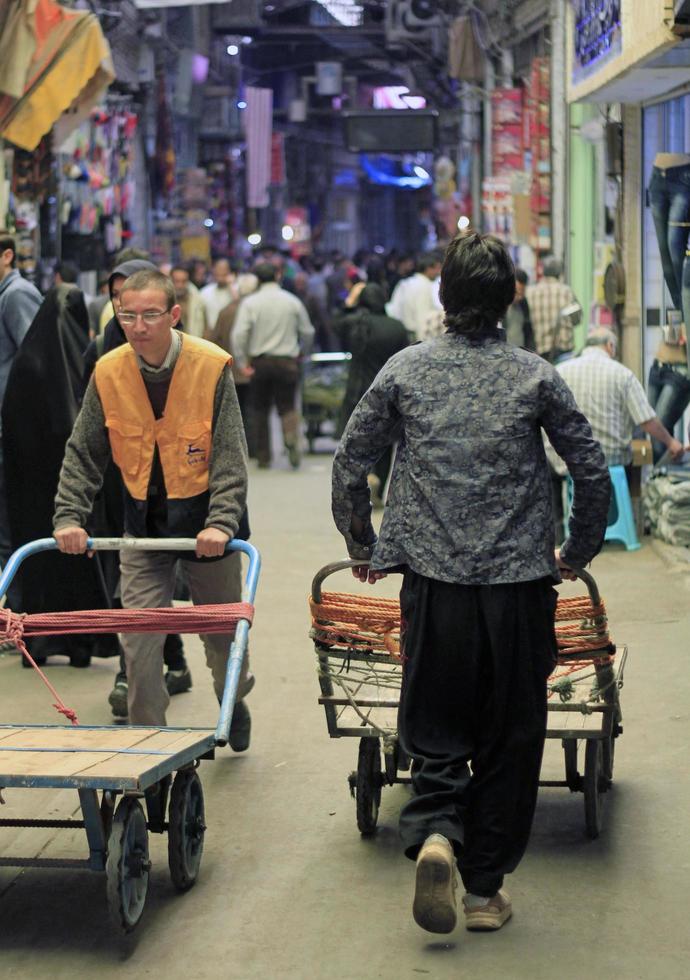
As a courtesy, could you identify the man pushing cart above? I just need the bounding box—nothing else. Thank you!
[53,267,253,748]
[331,233,611,934]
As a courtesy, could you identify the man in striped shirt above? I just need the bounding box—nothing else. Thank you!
[556,328,683,466]
[526,256,578,360]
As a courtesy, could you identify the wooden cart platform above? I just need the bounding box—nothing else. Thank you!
[0,725,215,792]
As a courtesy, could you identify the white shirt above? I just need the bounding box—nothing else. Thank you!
[232,282,315,367]
[386,273,440,337]
[200,282,235,331]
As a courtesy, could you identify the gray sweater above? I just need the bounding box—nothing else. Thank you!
[53,352,248,539]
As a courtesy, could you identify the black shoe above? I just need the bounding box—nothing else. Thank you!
[229,700,251,752]
[21,652,47,667]
[165,667,192,696]
[69,650,92,668]
[108,679,128,718]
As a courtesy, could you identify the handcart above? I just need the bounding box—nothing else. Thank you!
[302,352,351,452]
[0,536,260,933]
[309,560,626,841]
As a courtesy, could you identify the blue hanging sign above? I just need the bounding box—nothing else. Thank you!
[571,0,622,83]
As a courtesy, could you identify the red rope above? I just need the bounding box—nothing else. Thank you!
[0,602,255,727]
[1,611,79,725]
[1,602,254,637]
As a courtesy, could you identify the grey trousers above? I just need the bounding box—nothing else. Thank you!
[119,549,251,726]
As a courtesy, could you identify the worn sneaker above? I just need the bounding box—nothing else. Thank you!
[165,667,192,696]
[228,699,251,752]
[463,889,512,931]
[108,679,128,718]
[412,834,458,934]
[286,442,301,469]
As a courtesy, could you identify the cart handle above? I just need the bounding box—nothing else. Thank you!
[0,537,261,748]
[0,537,261,607]
[310,559,600,606]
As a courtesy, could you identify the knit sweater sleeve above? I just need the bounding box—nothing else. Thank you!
[205,365,248,537]
[53,378,111,531]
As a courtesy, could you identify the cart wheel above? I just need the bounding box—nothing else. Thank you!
[356,737,382,836]
[583,740,607,839]
[106,796,151,933]
[168,769,206,891]
[563,738,580,792]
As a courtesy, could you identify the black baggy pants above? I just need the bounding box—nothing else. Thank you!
[397,568,558,897]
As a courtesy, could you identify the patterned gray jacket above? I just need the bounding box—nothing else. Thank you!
[331,332,611,584]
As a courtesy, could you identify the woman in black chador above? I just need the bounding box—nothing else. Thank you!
[2,283,117,666]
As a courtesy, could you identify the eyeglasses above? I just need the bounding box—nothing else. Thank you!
[118,310,170,327]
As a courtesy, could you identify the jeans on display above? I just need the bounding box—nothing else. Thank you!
[647,359,690,461]
[648,165,690,327]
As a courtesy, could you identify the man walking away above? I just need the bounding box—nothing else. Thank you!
[0,232,42,587]
[332,233,611,935]
[386,252,442,341]
[232,262,314,469]
[526,256,578,361]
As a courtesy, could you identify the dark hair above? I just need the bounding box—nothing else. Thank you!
[120,269,176,309]
[417,252,442,273]
[254,262,277,284]
[515,268,528,286]
[114,246,150,265]
[56,261,79,283]
[0,232,16,267]
[170,265,189,278]
[439,233,515,337]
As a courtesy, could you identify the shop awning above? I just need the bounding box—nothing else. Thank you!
[0,0,115,151]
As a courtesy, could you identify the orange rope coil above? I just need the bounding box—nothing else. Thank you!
[310,590,614,665]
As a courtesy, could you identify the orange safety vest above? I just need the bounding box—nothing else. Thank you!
[94,333,230,501]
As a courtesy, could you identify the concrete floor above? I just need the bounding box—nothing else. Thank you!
[0,448,689,979]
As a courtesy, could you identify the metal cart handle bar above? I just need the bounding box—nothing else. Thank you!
[0,537,261,748]
[310,559,599,606]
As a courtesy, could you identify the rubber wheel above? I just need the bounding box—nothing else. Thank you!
[106,796,150,933]
[583,740,606,839]
[356,738,381,836]
[168,769,206,891]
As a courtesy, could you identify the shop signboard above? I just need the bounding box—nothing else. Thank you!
[571,0,622,83]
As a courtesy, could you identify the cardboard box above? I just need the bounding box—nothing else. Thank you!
[631,438,652,467]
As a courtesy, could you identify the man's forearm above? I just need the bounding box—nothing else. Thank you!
[206,370,248,537]
[642,416,675,448]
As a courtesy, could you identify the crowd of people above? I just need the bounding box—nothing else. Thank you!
[0,225,686,936]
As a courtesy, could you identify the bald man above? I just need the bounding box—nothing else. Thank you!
[556,328,683,466]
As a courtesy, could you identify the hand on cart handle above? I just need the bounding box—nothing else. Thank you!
[54,526,92,557]
[556,549,578,582]
[195,527,230,558]
[351,562,387,584]
[55,525,231,560]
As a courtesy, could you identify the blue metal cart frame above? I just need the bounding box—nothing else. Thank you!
[0,536,260,932]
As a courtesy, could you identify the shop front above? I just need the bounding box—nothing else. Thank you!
[567,0,690,403]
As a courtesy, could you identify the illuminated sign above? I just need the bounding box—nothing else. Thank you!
[572,0,622,82]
